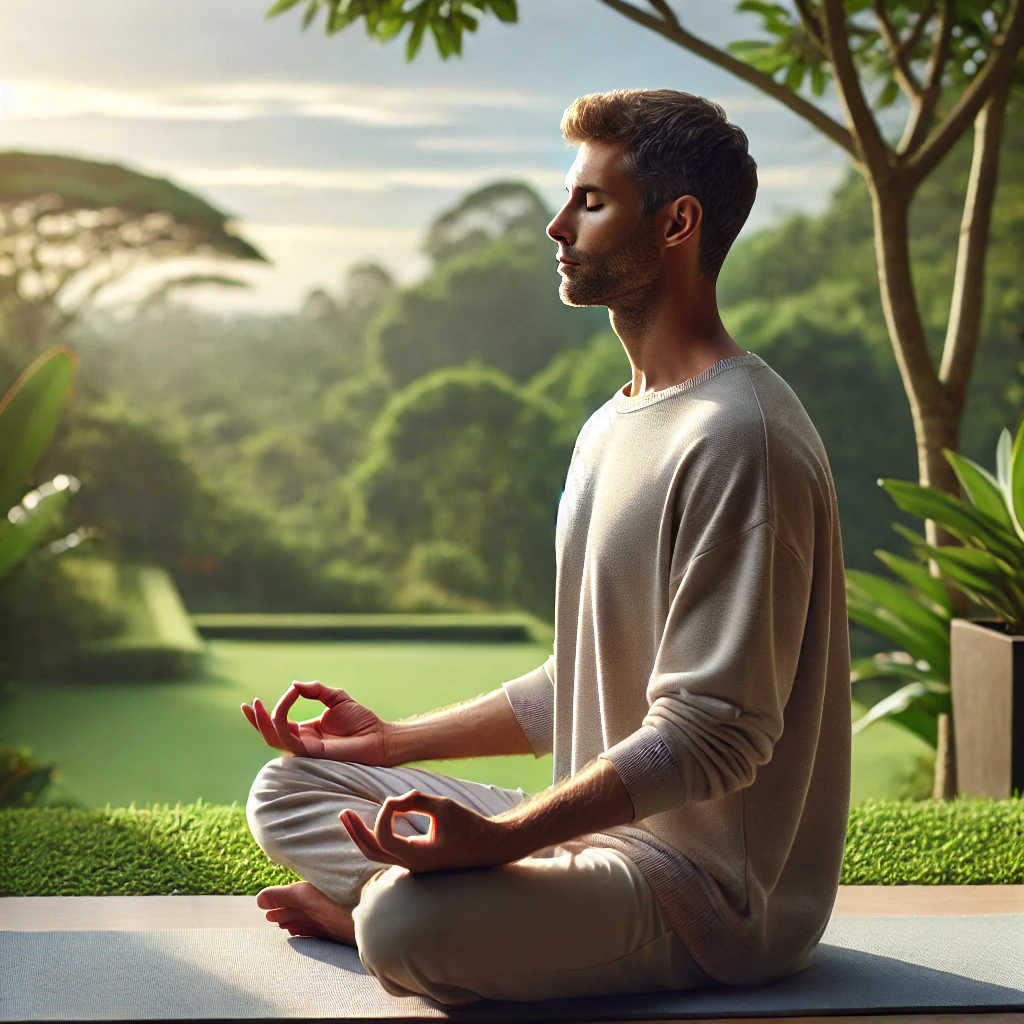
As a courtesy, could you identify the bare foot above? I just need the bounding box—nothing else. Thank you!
[256,881,355,944]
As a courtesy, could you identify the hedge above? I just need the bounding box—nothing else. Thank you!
[2,797,1022,896]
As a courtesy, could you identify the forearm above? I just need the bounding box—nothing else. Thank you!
[491,758,635,859]
[385,687,534,764]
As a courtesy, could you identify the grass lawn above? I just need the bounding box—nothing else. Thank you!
[2,639,933,810]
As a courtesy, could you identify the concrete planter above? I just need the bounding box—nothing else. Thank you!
[950,618,1024,799]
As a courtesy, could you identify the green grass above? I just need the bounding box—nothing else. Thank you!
[2,640,555,809]
[3,639,934,810]
[3,797,1021,896]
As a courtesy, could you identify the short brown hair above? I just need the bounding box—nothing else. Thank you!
[561,89,758,278]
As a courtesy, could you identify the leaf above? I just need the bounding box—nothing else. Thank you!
[852,680,950,741]
[872,550,954,617]
[845,568,950,650]
[405,3,431,60]
[921,544,1023,625]
[0,482,74,580]
[487,0,517,22]
[785,59,807,92]
[810,62,827,96]
[851,653,944,685]
[1009,418,1024,542]
[876,77,900,109]
[0,345,78,518]
[996,427,1013,494]
[879,477,1021,567]
[844,593,949,678]
[944,448,1014,531]
[266,0,305,15]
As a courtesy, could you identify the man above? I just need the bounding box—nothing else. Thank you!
[243,88,851,1006]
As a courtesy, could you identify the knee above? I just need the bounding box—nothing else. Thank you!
[245,755,301,855]
[354,867,463,1002]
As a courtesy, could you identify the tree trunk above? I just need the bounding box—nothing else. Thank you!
[867,186,966,549]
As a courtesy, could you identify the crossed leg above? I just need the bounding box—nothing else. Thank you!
[245,754,712,1005]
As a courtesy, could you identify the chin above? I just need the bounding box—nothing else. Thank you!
[559,280,605,308]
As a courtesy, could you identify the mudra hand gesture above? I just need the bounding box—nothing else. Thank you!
[241,681,392,765]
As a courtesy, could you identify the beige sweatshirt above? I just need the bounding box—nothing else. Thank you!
[503,351,851,988]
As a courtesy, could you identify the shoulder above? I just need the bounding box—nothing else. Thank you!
[671,364,834,557]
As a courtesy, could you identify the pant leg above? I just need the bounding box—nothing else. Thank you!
[353,840,716,1006]
[245,754,528,907]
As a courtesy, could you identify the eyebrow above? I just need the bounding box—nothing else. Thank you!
[564,182,605,194]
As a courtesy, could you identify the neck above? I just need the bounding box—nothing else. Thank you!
[609,272,746,398]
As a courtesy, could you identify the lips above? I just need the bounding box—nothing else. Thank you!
[557,257,580,267]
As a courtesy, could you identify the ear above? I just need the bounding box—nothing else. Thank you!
[661,195,702,250]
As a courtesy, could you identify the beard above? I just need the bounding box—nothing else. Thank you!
[558,216,662,310]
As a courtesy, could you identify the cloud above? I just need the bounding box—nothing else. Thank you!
[757,164,846,189]
[177,164,566,193]
[0,78,553,127]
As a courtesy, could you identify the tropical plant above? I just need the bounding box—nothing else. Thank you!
[0,745,54,808]
[271,0,1024,558]
[847,410,1024,747]
[0,151,266,350]
[881,412,1024,632]
[0,345,84,582]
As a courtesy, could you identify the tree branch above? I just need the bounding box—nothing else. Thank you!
[873,1,922,97]
[793,0,826,52]
[905,0,1024,185]
[898,0,952,156]
[647,0,679,29]
[938,69,1013,414]
[595,0,857,158]
[821,0,892,178]
[901,0,936,59]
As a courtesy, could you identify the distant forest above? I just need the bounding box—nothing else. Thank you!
[9,111,1022,642]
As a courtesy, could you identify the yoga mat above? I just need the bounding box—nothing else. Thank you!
[2,914,1022,1022]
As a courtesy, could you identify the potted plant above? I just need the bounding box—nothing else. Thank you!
[877,415,1024,799]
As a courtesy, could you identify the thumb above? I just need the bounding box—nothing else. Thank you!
[291,680,352,706]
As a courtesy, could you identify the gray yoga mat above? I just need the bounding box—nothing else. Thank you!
[2,914,1022,1022]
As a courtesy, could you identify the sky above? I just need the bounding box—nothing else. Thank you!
[0,0,854,313]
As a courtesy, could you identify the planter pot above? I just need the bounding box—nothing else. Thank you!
[950,618,1024,799]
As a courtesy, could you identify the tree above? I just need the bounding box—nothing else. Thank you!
[0,152,267,350]
[348,366,571,617]
[271,0,1024,559]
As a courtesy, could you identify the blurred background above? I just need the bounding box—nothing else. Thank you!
[0,0,1020,813]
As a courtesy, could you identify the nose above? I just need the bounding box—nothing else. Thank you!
[546,200,574,247]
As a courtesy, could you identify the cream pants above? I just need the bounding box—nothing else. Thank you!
[245,754,714,1006]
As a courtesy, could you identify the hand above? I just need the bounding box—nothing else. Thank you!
[241,681,392,765]
[339,791,526,873]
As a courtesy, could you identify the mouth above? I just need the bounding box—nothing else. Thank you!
[557,257,580,270]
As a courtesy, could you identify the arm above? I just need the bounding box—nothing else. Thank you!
[386,686,534,763]
[340,754,634,872]
[242,656,555,766]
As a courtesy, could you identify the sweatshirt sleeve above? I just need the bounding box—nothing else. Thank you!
[599,521,811,822]
[502,654,556,757]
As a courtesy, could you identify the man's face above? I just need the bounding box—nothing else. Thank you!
[546,138,662,308]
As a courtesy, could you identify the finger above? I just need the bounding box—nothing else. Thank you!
[340,810,405,867]
[376,792,441,851]
[290,680,352,708]
[241,703,259,731]
[270,686,305,755]
[252,698,285,751]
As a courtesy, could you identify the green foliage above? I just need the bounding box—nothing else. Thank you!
[846,412,1024,747]
[422,180,551,266]
[367,235,604,390]
[350,366,571,618]
[266,0,517,60]
[0,747,55,809]
[878,416,1024,632]
[3,796,1021,894]
[0,345,78,517]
